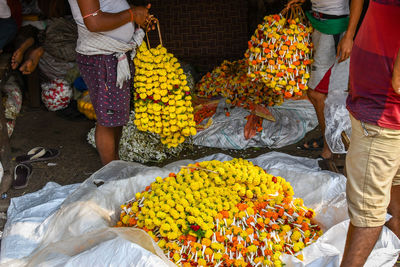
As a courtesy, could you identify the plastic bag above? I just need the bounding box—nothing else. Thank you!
[324,59,351,154]
[41,78,73,111]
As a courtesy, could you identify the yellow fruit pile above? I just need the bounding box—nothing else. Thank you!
[77,91,96,120]
[246,14,313,105]
[117,158,322,266]
[133,42,197,148]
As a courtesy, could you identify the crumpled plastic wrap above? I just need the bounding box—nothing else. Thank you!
[193,99,318,149]
[41,78,73,111]
[1,152,399,266]
[324,59,351,154]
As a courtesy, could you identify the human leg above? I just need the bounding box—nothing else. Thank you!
[341,224,383,267]
[11,25,41,69]
[342,115,400,266]
[386,171,400,238]
[11,37,34,70]
[303,30,336,155]
[77,53,131,165]
[19,46,44,75]
[307,88,332,159]
[95,125,119,165]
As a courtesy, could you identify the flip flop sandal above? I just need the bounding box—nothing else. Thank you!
[13,163,32,189]
[15,147,60,164]
[297,136,324,151]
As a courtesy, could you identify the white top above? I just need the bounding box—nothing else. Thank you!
[0,0,11,19]
[68,0,134,43]
[311,0,349,16]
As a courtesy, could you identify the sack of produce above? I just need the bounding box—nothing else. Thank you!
[133,20,197,148]
[246,6,313,106]
[41,78,73,111]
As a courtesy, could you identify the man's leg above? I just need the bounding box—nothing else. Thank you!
[341,224,382,267]
[342,115,400,266]
[307,89,332,159]
[386,184,400,238]
[95,125,118,165]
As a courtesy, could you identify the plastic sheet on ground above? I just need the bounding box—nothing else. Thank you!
[1,152,399,267]
[193,99,318,149]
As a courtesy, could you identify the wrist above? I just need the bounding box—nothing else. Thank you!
[128,8,134,23]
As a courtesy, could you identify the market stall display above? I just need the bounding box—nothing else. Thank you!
[2,152,399,267]
[117,158,322,266]
[246,7,313,106]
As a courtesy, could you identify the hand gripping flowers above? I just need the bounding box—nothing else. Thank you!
[246,13,313,105]
[133,42,197,148]
[117,158,322,266]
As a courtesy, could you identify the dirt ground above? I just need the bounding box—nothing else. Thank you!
[0,103,321,231]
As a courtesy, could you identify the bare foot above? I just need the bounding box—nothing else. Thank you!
[11,37,34,70]
[19,46,44,75]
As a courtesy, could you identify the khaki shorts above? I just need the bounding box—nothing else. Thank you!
[346,114,400,227]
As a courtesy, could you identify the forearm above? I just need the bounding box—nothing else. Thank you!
[77,0,133,32]
[344,0,364,39]
[85,10,132,32]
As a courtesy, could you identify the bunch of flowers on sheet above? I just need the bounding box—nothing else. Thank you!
[196,60,270,108]
[246,11,313,105]
[133,42,197,148]
[117,158,322,266]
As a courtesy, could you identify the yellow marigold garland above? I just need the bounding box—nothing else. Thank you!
[133,42,197,148]
[117,158,322,266]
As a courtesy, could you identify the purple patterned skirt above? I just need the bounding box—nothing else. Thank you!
[76,52,134,127]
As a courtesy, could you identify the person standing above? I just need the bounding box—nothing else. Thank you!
[342,0,400,266]
[68,0,152,165]
[288,0,363,163]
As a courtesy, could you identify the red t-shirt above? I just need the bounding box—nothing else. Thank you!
[347,0,400,129]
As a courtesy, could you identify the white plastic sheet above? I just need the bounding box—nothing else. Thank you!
[1,152,399,267]
[193,100,318,149]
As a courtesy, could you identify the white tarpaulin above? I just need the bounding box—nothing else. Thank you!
[1,152,399,266]
[193,100,318,149]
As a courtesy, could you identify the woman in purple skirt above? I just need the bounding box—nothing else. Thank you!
[68,0,151,165]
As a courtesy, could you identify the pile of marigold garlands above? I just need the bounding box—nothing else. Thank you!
[246,14,313,105]
[196,59,270,108]
[133,42,197,148]
[117,158,322,266]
